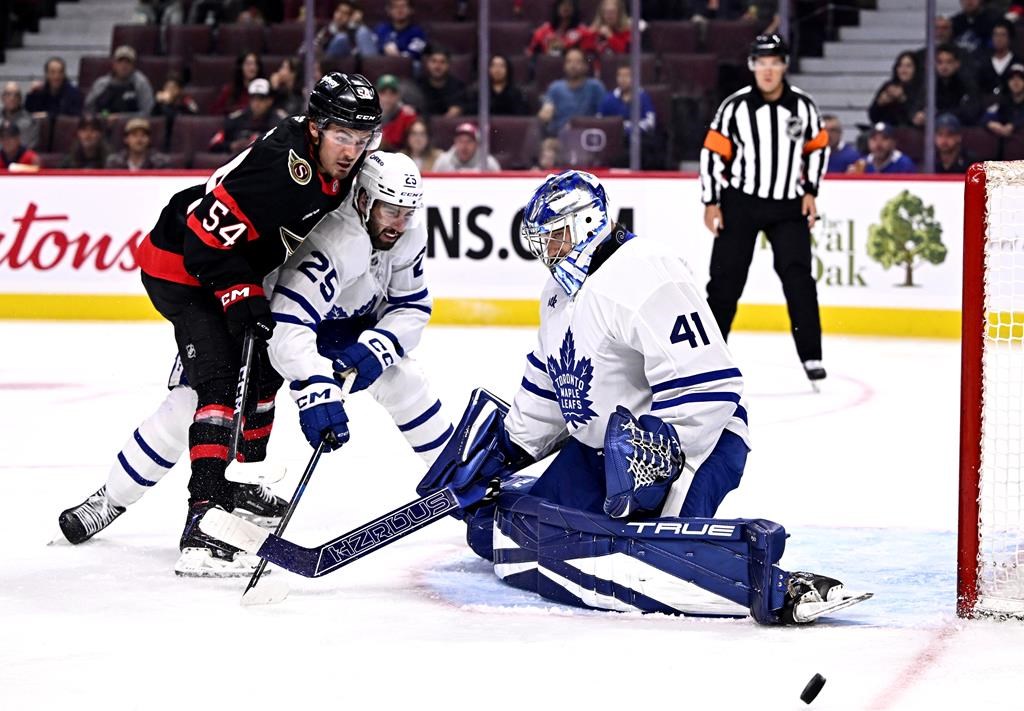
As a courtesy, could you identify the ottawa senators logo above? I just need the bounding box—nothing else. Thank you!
[288,149,312,185]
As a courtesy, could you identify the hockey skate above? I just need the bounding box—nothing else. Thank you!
[58,486,126,544]
[175,501,264,578]
[802,360,827,381]
[780,572,872,624]
[232,483,289,529]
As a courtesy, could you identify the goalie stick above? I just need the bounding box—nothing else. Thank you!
[200,484,474,578]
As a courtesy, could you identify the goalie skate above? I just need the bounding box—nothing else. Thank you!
[58,486,126,544]
[174,501,267,578]
[232,483,288,529]
[781,572,873,624]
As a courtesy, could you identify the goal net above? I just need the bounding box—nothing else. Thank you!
[959,161,1024,619]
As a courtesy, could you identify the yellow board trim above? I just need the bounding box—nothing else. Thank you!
[0,293,963,339]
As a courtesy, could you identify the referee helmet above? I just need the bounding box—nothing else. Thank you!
[748,34,789,69]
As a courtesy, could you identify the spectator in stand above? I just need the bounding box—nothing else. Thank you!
[270,58,305,116]
[2,82,39,149]
[985,63,1024,136]
[464,55,529,115]
[433,121,501,172]
[417,46,466,117]
[84,46,155,117]
[699,1,779,32]
[823,114,860,174]
[933,112,976,173]
[209,78,286,153]
[210,52,264,116]
[374,0,427,62]
[538,46,605,137]
[377,74,419,151]
[977,20,1021,94]
[532,136,562,171]
[314,0,378,59]
[852,122,916,174]
[528,0,588,56]
[912,44,982,127]
[151,72,198,149]
[583,0,632,55]
[106,117,171,170]
[914,15,959,69]
[952,0,998,57]
[0,120,41,171]
[402,117,442,171]
[25,57,84,118]
[869,52,921,127]
[152,72,199,122]
[598,65,654,135]
[61,114,111,169]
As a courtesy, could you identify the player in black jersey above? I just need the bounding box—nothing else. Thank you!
[136,72,382,575]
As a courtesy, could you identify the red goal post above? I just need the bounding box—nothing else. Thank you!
[959,162,1024,619]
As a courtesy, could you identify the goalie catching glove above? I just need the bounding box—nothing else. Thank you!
[603,405,685,518]
[332,329,401,393]
[290,376,350,450]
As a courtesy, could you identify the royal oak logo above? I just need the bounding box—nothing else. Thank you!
[287,149,311,186]
[547,329,597,428]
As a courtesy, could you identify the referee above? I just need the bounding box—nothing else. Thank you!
[699,34,830,382]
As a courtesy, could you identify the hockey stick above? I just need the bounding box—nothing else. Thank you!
[239,372,355,605]
[200,484,471,578]
[224,328,286,486]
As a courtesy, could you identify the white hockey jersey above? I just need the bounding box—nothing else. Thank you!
[505,235,751,512]
[266,193,431,385]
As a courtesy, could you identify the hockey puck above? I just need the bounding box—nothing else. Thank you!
[800,673,826,704]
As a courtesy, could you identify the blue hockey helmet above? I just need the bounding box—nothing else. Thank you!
[520,170,612,296]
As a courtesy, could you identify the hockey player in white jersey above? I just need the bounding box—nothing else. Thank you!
[58,153,451,577]
[266,150,451,458]
[417,170,870,623]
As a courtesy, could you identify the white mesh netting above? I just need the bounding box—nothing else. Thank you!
[977,161,1024,616]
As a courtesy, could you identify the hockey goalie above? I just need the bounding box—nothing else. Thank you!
[418,170,871,624]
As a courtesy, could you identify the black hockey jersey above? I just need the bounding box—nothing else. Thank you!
[137,116,361,292]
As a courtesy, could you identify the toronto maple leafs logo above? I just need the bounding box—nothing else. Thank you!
[546,329,597,428]
[325,295,378,321]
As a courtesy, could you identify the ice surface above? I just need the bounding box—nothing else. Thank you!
[1,322,1021,710]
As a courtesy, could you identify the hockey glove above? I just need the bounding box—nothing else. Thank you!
[332,329,401,393]
[215,284,275,341]
[417,388,533,519]
[290,376,350,450]
[603,406,685,518]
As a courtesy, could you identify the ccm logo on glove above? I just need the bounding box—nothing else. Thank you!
[215,284,264,308]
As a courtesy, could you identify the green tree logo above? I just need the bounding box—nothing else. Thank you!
[867,190,947,287]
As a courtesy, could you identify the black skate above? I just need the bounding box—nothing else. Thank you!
[802,360,827,382]
[232,483,289,528]
[58,486,126,544]
[780,572,873,624]
[174,501,262,578]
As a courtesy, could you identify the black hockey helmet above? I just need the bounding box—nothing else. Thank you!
[308,72,383,143]
[748,33,789,68]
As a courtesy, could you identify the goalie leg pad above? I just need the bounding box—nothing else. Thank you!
[492,492,790,620]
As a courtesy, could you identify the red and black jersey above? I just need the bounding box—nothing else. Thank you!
[138,116,361,292]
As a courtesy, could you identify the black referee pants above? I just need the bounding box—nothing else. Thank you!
[706,189,822,362]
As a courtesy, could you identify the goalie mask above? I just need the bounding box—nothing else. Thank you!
[355,151,424,249]
[521,170,612,296]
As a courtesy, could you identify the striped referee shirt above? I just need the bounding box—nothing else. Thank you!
[700,82,829,205]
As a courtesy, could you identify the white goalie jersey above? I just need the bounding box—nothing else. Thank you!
[266,193,431,385]
[505,236,751,508]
